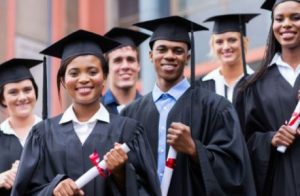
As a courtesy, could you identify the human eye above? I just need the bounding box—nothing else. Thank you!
[215,39,223,45]
[274,15,283,22]
[228,37,238,43]
[67,69,78,77]
[173,47,185,55]
[88,68,99,76]
[23,86,33,94]
[156,46,167,53]
[113,57,123,64]
[291,13,300,21]
[8,89,18,95]
[127,56,137,63]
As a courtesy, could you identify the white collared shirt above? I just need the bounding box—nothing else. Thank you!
[269,53,300,87]
[0,115,42,147]
[202,65,254,102]
[59,103,110,145]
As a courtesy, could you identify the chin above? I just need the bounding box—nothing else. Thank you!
[16,112,32,118]
[118,83,135,89]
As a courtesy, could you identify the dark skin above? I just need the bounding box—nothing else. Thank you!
[150,40,197,161]
[52,143,128,196]
[271,89,300,148]
[53,55,128,196]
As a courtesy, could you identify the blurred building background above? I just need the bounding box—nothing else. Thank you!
[0,0,270,120]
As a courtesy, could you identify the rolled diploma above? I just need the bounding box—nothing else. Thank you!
[277,100,300,153]
[75,143,130,188]
[161,146,177,196]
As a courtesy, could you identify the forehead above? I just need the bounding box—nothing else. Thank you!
[213,31,241,39]
[4,79,33,89]
[108,46,138,58]
[67,55,102,68]
[273,1,300,14]
[152,40,189,49]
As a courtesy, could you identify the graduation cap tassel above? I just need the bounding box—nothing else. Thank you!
[238,15,248,76]
[42,56,48,120]
[190,25,195,89]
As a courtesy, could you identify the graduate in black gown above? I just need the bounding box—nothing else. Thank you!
[102,27,148,114]
[0,59,42,196]
[11,29,161,196]
[197,13,258,103]
[235,0,300,195]
[122,16,256,196]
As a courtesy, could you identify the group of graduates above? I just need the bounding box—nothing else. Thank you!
[0,0,300,195]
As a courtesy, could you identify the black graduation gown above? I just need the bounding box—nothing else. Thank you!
[11,114,161,196]
[0,131,22,196]
[122,86,256,196]
[235,65,300,196]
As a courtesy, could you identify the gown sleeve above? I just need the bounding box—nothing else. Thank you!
[120,119,161,196]
[11,121,67,196]
[234,87,276,195]
[192,98,256,196]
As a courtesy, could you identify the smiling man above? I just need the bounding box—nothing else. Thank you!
[122,16,256,196]
[102,27,149,114]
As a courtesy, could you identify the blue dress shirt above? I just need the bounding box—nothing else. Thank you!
[152,78,190,182]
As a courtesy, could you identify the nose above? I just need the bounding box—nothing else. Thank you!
[120,60,130,70]
[223,41,230,50]
[164,49,175,60]
[282,18,292,28]
[78,73,89,83]
[18,92,27,102]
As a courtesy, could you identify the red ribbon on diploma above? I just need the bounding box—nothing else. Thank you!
[289,112,300,126]
[89,151,110,177]
[166,158,176,169]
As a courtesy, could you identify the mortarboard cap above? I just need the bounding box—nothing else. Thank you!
[104,27,150,49]
[40,29,120,61]
[204,13,259,36]
[261,0,300,11]
[133,15,208,49]
[0,58,42,87]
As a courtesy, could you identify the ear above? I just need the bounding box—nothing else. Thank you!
[149,51,153,63]
[1,99,7,107]
[187,53,191,63]
[61,79,66,89]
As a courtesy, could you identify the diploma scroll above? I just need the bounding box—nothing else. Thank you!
[277,100,300,153]
[161,146,177,196]
[75,143,130,188]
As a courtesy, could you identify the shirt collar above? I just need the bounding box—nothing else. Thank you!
[102,90,118,105]
[102,89,142,105]
[0,115,42,135]
[202,65,254,82]
[269,52,293,68]
[59,103,110,124]
[152,78,190,102]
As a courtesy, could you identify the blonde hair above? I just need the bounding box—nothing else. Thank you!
[208,33,249,59]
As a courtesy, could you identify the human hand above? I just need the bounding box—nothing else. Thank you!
[104,143,128,175]
[272,124,297,148]
[167,122,196,158]
[53,178,84,196]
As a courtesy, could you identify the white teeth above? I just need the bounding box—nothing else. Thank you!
[78,87,91,93]
[162,65,175,71]
[281,32,295,39]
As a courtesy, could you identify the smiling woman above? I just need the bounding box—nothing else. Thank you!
[197,13,258,103]
[0,58,42,196]
[11,29,161,196]
[234,1,300,195]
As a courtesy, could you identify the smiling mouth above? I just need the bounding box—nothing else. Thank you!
[280,32,296,39]
[76,87,93,94]
[161,64,177,71]
[222,52,233,57]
